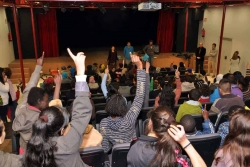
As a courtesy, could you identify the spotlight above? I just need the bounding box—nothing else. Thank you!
[61,5,66,13]
[132,5,138,10]
[43,3,49,12]
[163,4,170,10]
[79,4,85,11]
[121,4,126,10]
[97,3,106,14]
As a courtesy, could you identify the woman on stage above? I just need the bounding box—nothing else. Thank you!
[230,51,240,73]
[107,46,118,69]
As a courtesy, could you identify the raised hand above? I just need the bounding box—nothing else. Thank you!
[54,71,62,86]
[168,125,189,148]
[105,65,109,74]
[67,48,85,76]
[37,52,44,66]
[202,104,209,120]
[146,61,150,73]
[131,54,142,70]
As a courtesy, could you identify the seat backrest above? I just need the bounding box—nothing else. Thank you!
[173,104,180,115]
[79,146,105,167]
[209,112,218,124]
[67,99,74,107]
[215,111,228,132]
[91,93,104,97]
[111,143,130,167]
[191,114,204,131]
[245,98,250,108]
[95,103,106,112]
[125,95,135,103]
[92,96,106,104]
[12,132,20,155]
[60,83,72,91]
[95,110,109,131]
[90,88,99,94]
[201,102,213,111]
[187,133,221,166]
[180,91,190,98]
[148,99,155,107]
[178,97,189,104]
[138,107,154,121]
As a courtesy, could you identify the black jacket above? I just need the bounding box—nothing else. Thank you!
[195,47,206,61]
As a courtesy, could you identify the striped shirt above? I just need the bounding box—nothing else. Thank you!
[100,70,146,153]
[243,88,250,101]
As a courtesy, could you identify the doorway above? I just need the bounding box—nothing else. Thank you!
[219,38,232,74]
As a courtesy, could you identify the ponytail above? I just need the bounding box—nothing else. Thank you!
[24,106,65,167]
[24,118,57,167]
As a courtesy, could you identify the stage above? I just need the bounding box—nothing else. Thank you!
[9,49,197,84]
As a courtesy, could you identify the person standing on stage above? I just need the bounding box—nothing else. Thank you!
[207,43,218,78]
[195,42,206,73]
[124,42,134,65]
[143,40,155,65]
[107,46,118,69]
[229,51,240,73]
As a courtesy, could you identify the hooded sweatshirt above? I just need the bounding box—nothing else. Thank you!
[176,100,202,122]
[100,70,146,153]
[181,82,195,92]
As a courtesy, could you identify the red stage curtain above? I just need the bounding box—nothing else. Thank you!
[15,0,28,5]
[157,10,175,53]
[37,9,59,57]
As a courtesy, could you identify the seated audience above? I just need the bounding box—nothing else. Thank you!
[237,77,250,100]
[85,65,96,76]
[0,119,22,167]
[65,79,76,100]
[217,105,244,146]
[115,63,123,78]
[224,73,243,99]
[100,55,146,153]
[24,48,92,167]
[181,76,195,92]
[109,67,116,82]
[4,67,17,121]
[149,78,162,99]
[179,62,186,71]
[12,54,50,153]
[210,78,245,114]
[43,77,55,102]
[119,75,131,97]
[97,64,111,83]
[212,109,250,167]
[210,74,223,102]
[199,84,210,102]
[180,107,215,136]
[61,66,71,83]
[187,68,193,75]
[127,106,206,167]
[154,84,175,110]
[88,76,99,89]
[176,89,202,122]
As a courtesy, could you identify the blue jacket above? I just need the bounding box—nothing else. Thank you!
[217,121,229,146]
[124,46,134,60]
[210,87,220,103]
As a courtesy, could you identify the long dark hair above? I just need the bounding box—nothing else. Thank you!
[0,68,5,85]
[158,84,175,110]
[214,110,250,167]
[147,106,181,167]
[24,106,65,167]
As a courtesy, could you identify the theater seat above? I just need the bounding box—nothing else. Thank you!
[111,143,130,167]
[95,110,109,131]
[12,132,20,155]
[245,98,250,108]
[191,112,218,131]
[95,103,106,112]
[173,104,180,115]
[215,111,228,132]
[79,146,105,167]
[187,133,221,166]
[92,96,106,104]
[148,99,155,107]
[66,99,74,107]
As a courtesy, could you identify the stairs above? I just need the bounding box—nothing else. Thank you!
[8,67,30,84]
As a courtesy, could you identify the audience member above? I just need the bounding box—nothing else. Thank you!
[24,48,92,167]
[43,77,55,102]
[0,119,22,166]
[4,67,17,121]
[180,105,215,136]
[100,55,145,153]
[119,75,130,97]
[237,77,250,100]
[109,67,116,82]
[88,76,99,89]
[67,65,76,78]
[210,74,223,102]
[176,89,202,122]
[209,78,244,114]
[97,64,111,83]
[224,73,243,99]
[174,69,182,105]
[217,105,244,147]
[212,109,250,167]
[115,63,123,78]
[127,106,206,167]
[12,53,50,153]
[66,79,76,100]
[179,62,186,71]
[85,65,96,76]
[199,84,210,102]
[149,78,162,99]
[0,68,9,123]
[154,84,175,110]
[187,68,193,75]
[181,76,195,92]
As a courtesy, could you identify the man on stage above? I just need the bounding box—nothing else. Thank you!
[195,42,206,73]
[123,41,134,65]
[207,43,218,77]
[143,40,155,65]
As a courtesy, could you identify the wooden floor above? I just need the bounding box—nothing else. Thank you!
[9,50,196,81]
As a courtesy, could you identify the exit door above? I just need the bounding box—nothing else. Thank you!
[219,38,232,74]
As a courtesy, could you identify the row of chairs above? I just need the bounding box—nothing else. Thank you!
[79,133,221,167]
